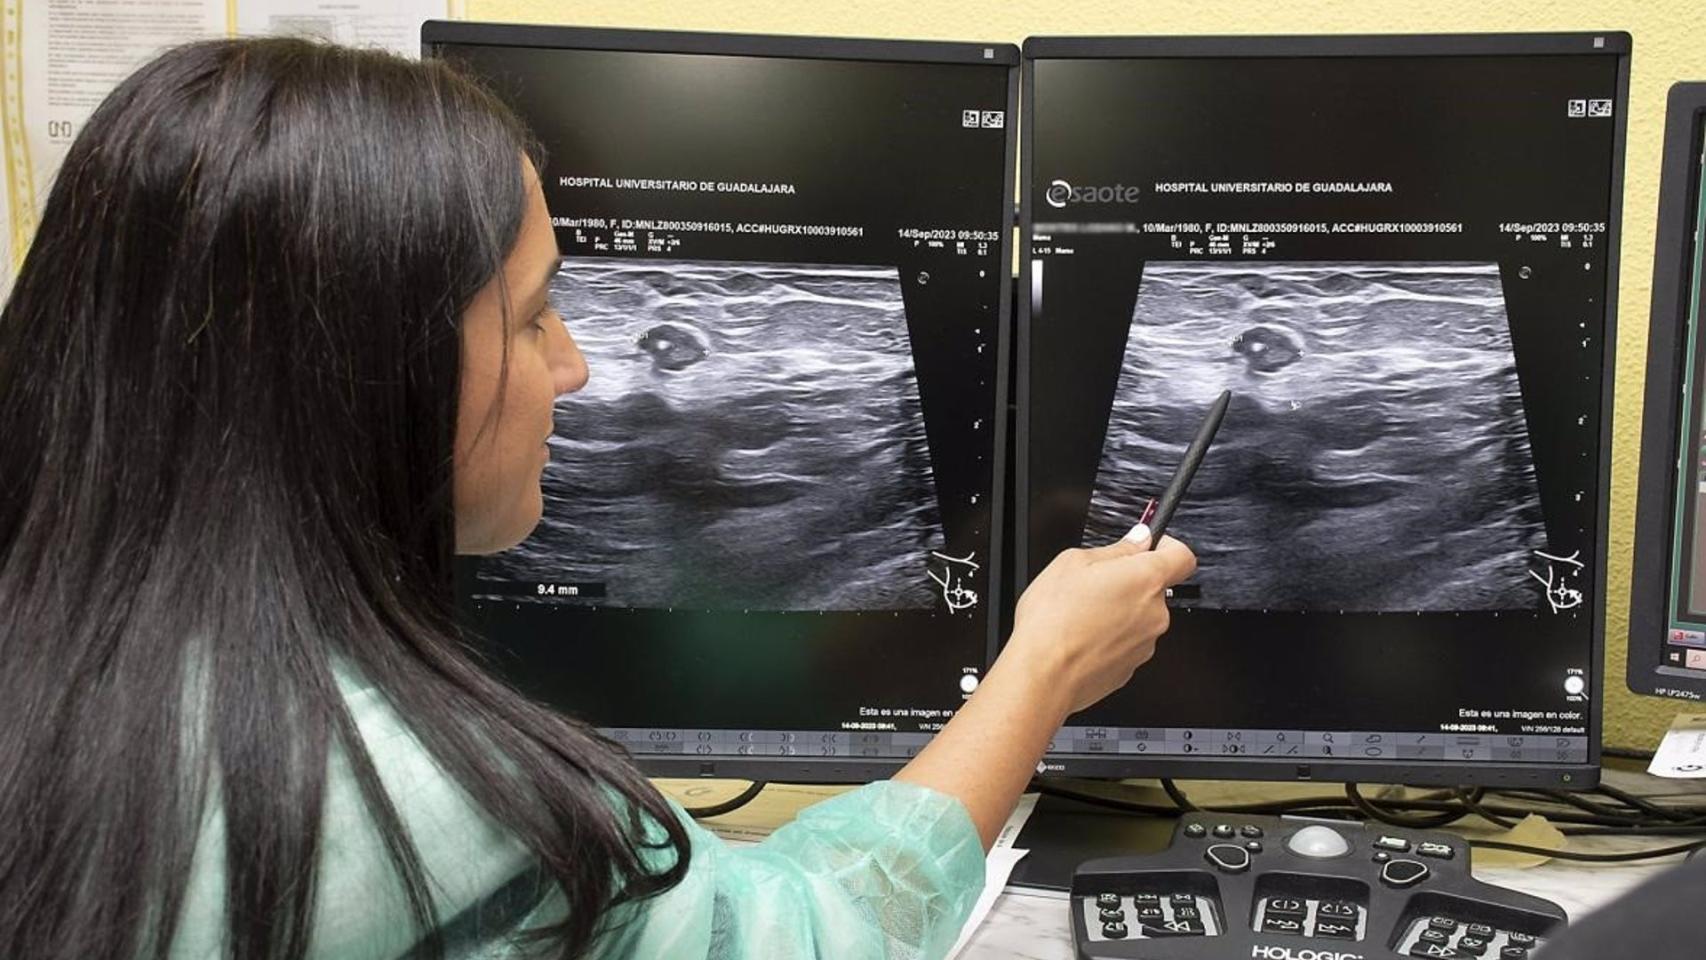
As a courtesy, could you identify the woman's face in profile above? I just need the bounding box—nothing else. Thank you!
[453,159,588,554]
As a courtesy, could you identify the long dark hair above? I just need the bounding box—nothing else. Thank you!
[0,37,688,960]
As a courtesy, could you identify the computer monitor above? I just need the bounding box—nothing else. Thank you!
[426,23,1018,780]
[1019,33,1628,787]
[1629,82,1706,702]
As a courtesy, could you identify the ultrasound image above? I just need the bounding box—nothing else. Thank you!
[1084,261,1547,611]
[479,257,943,610]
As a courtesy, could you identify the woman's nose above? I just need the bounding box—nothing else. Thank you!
[551,319,589,396]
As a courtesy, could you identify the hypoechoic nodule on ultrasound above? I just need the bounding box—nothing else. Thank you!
[479,257,944,611]
[1084,261,1548,612]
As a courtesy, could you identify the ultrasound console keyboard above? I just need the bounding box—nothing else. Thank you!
[1071,814,1565,959]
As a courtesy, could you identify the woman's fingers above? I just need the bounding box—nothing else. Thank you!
[1149,536,1197,584]
[1083,533,1197,586]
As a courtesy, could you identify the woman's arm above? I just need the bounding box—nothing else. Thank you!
[576,534,1202,959]
[894,534,1196,849]
[574,534,1197,960]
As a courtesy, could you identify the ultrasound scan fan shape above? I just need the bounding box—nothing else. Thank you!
[1083,261,1548,612]
[480,257,945,611]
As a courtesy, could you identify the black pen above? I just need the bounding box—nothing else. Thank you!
[1133,389,1231,550]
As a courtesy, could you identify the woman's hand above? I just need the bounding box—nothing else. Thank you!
[893,530,1195,848]
[1004,532,1197,714]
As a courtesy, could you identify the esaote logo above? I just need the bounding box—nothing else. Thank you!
[1043,178,1142,208]
[1252,947,1363,960]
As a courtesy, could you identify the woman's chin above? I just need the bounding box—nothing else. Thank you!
[507,489,545,549]
[455,489,544,556]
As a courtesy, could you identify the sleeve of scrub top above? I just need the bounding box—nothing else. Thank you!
[578,779,987,960]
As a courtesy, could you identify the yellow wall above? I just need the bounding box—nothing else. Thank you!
[471,0,1706,750]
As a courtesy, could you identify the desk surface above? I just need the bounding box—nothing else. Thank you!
[655,766,1703,959]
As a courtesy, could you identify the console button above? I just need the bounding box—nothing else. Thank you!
[1142,919,1206,937]
[1417,841,1455,859]
[1133,893,1161,905]
[1506,932,1536,947]
[1172,905,1201,922]
[1499,948,1529,959]
[1098,907,1123,922]
[1373,851,1391,863]
[1419,929,1451,946]
[1246,840,1264,853]
[1261,916,1305,935]
[1287,824,1352,858]
[1264,897,1306,919]
[1380,858,1430,887]
[1467,923,1494,938]
[1205,843,1251,873]
[1135,905,1164,923]
[1316,919,1358,939]
[1169,893,1196,907]
[1410,946,1461,958]
[1428,917,1459,932]
[1240,824,1265,838]
[1183,823,1207,839]
[1213,823,1236,838]
[1374,835,1412,852]
[1318,901,1358,920]
[1457,935,1490,956]
[1102,920,1128,939]
[1095,892,1122,909]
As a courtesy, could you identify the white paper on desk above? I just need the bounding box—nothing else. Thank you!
[1648,713,1706,778]
[994,793,1039,850]
[946,847,1029,960]
[943,793,1040,959]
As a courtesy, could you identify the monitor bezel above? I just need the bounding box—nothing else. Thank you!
[426,21,1022,781]
[425,20,1021,66]
[1016,32,1629,787]
[1629,82,1706,702]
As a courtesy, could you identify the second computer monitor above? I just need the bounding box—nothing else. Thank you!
[1629,82,1706,701]
[1019,33,1628,786]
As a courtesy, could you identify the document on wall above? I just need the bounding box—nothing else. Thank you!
[1,1,225,284]
[236,0,463,58]
[0,0,463,290]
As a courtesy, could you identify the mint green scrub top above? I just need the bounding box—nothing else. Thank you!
[167,675,987,959]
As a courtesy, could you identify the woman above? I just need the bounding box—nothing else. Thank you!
[0,38,1195,959]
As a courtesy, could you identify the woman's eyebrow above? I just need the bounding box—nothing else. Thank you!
[535,255,564,299]
[516,256,563,325]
